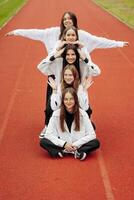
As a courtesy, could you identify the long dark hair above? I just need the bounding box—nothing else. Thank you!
[62,44,81,79]
[61,64,80,93]
[60,87,80,132]
[59,11,78,39]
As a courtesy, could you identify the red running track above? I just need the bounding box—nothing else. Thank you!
[0,0,134,199]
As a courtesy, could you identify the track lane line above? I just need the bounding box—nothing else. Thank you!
[97,150,115,200]
[0,44,31,144]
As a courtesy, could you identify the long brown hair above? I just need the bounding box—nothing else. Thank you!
[61,64,80,93]
[59,11,78,39]
[61,26,79,41]
[60,87,80,132]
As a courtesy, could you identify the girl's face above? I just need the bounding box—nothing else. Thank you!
[64,29,77,42]
[63,13,73,28]
[64,69,74,85]
[64,92,75,112]
[66,49,76,64]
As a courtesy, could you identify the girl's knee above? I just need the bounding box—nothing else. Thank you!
[95,139,100,149]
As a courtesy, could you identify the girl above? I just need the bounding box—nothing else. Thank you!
[6,11,128,54]
[40,87,100,160]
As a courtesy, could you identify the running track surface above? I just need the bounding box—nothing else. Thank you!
[0,0,134,199]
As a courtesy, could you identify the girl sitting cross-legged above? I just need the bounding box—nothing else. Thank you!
[40,87,100,160]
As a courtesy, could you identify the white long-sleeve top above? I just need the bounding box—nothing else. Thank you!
[45,108,96,148]
[12,27,125,54]
[37,56,101,85]
[51,84,89,111]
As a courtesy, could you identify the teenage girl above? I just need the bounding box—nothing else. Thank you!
[40,87,100,160]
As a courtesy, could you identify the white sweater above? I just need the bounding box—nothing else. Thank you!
[37,57,101,85]
[12,27,125,54]
[45,108,96,148]
[51,84,89,111]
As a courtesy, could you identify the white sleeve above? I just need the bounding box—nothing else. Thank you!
[50,87,62,110]
[72,112,96,148]
[45,114,65,147]
[79,29,124,53]
[13,27,60,53]
[47,40,61,56]
[79,46,101,77]
[87,61,101,76]
[80,60,101,80]
[37,56,56,75]
[13,29,50,41]
[89,34,124,49]
[77,85,89,111]
[81,47,92,61]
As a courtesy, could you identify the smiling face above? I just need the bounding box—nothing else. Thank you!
[64,28,77,42]
[64,69,74,85]
[66,49,76,64]
[63,13,74,28]
[63,92,75,112]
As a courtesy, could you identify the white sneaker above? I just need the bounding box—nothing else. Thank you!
[74,151,87,161]
[58,152,64,158]
[74,150,80,159]
[79,152,87,161]
[39,126,47,139]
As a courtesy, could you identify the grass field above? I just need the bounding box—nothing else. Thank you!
[0,0,27,28]
[93,0,134,29]
[0,0,134,29]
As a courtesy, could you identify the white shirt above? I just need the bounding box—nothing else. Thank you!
[45,108,96,148]
[37,57,101,85]
[13,27,125,54]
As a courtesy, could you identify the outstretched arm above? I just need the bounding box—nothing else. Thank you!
[5,27,60,54]
[78,29,129,53]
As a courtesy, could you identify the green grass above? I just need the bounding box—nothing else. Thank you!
[0,0,134,29]
[0,0,27,28]
[93,0,134,29]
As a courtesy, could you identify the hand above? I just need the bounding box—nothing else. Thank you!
[82,76,94,90]
[56,41,68,51]
[64,143,77,152]
[5,31,14,36]
[54,47,65,58]
[73,40,84,48]
[47,77,57,91]
[123,41,129,47]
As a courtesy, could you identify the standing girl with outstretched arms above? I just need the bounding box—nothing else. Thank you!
[6,11,128,54]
